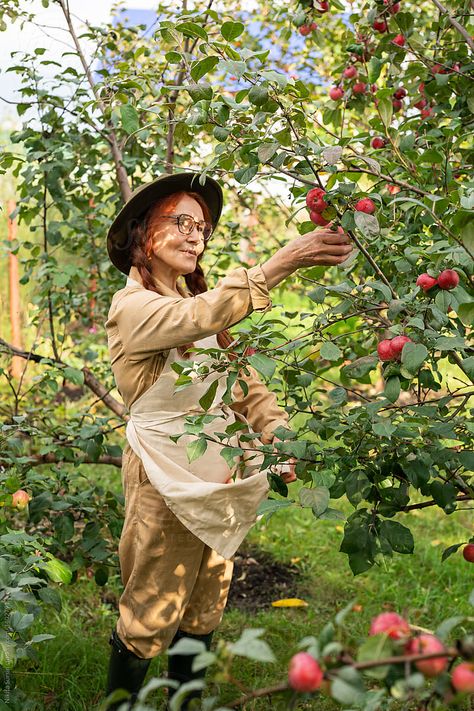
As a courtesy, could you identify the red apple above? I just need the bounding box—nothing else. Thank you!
[299,24,312,36]
[288,652,324,692]
[452,662,474,693]
[414,98,427,109]
[387,183,400,194]
[373,19,388,32]
[462,543,474,562]
[393,87,407,99]
[384,0,401,13]
[390,335,412,358]
[312,197,329,213]
[354,198,376,214]
[406,634,449,677]
[310,211,331,226]
[416,273,438,292]
[369,612,410,639]
[11,489,31,510]
[306,187,326,210]
[431,63,444,75]
[318,1,329,11]
[377,339,395,361]
[437,269,459,290]
[392,33,406,46]
[421,106,434,119]
[371,137,385,149]
[343,65,358,79]
[353,81,367,94]
[392,98,403,112]
[329,86,344,101]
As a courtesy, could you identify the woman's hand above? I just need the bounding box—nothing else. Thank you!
[289,226,354,269]
[261,226,355,289]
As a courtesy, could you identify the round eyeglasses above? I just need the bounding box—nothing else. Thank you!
[159,213,213,242]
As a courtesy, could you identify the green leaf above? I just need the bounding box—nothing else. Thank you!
[234,165,258,184]
[199,379,218,411]
[380,520,414,554]
[220,446,244,469]
[219,59,246,78]
[257,143,278,163]
[354,211,380,237]
[221,21,245,41]
[248,353,276,379]
[190,56,219,82]
[441,543,462,562]
[257,498,293,518]
[329,387,347,406]
[299,487,330,516]
[63,367,84,386]
[372,420,396,438]
[176,22,208,41]
[357,634,393,679]
[186,438,207,464]
[331,666,366,704]
[342,356,378,380]
[248,86,269,106]
[228,629,275,662]
[384,376,400,403]
[367,56,383,83]
[42,558,72,585]
[401,342,428,374]
[378,97,393,127]
[320,342,342,361]
[458,303,474,327]
[435,336,466,351]
[0,631,16,668]
[430,480,457,511]
[120,104,139,134]
[0,558,10,588]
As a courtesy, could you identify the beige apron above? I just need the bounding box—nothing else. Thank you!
[125,334,271,560]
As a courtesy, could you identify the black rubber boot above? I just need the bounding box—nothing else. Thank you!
[105,629,152,710]
[167,628,214,710]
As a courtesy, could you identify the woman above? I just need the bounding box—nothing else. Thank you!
[104,171,353,709]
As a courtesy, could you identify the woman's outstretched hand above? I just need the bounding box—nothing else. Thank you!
[261,226,355,289]
[289,226,354,269]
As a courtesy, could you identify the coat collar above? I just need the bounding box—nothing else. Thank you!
[127,265,190,298]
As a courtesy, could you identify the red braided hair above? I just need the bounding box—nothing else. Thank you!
[128,191,235,359]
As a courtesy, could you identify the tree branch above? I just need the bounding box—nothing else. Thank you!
[58,0,132,202]
[429,0,474,51]
[0,338,128,421]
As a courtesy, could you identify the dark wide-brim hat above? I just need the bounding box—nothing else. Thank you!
[106,171,224,275]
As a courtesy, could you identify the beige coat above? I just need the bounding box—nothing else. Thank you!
[105,264,290,557]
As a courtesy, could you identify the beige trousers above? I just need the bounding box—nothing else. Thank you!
[116,444,235,659]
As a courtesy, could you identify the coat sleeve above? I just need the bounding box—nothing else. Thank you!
[229,365,289,444]
[106,265,272,361]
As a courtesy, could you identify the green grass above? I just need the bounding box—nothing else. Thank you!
[10,476,473,711]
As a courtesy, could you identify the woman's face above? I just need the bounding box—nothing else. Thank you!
[146,194,207,281]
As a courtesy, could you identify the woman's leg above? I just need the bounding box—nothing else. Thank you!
[167,546,234,708]
[106,448,210,707]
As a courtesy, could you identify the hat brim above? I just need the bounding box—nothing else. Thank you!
[107,171,223,275]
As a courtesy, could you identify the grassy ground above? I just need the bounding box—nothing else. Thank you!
[11,473,473,711]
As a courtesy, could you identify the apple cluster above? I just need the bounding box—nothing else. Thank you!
[287,610,474,697]
[416,269,460,292]
[306,187,331,226]
[369,612,474,692]
[377,335,411,362]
